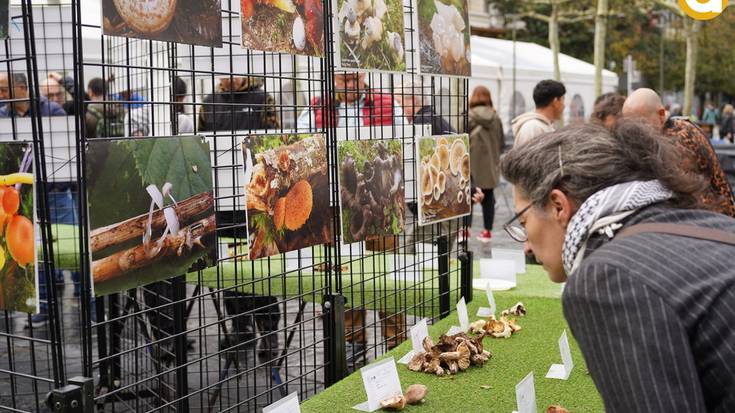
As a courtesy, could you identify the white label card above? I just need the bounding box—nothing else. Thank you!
[476,284,496,317]
[354,357,403,412]
[398,319,429,365]
[263,392,300,413]
[546,330,574,380]
[410,319,429,354]
[514,371,537,413]
[457,297,469,332]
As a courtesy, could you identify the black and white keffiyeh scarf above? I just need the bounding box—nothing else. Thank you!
[562,180,673,275]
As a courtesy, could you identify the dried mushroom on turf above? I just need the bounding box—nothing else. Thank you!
[407,332,491,376]
[501,302,527,317]
[405,384,428,404]
[547,405,571,413]
[380,395,406,410]
[480,315,521,339]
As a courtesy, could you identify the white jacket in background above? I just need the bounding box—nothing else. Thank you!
[511,111,554,146]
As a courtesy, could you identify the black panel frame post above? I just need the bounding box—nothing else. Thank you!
[438,235,450,318]
[323,294,347,386]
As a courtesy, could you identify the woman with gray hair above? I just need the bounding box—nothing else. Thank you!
[501,121,735,412]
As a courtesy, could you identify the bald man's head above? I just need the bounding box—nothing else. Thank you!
[622,88,667,129]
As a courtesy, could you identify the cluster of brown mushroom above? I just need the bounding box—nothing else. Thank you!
[408,332,492,377]
[419,137,471,209]
[468,302,527,339]
[379,384,428,410]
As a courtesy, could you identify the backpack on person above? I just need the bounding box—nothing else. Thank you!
[87,103,126,138]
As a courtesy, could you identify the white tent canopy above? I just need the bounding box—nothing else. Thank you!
[470,36,619,128]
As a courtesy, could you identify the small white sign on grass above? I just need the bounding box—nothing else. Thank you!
[546,330,574,380]
[473,258,517,291]
[353,357,403,412]
[263,392,300,413]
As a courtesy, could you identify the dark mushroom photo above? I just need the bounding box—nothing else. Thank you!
[102,0,223,48]
[338,139,405,244]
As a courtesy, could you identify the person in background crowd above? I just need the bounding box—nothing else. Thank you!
[174,76,194,134]
[199,76,279,131]
[0,73,65,117]
[40,77,69,111]
[511,79,565,145]
[85,77,125,138]
[297,72,404,130]
[720,104,734,143]
[47,71,89,115]
[395,78,453,135]
[501,120,735,412]
[468,85,504,243]
[622,88,735,217]
[591,92,625,130]
[702,102,719,125]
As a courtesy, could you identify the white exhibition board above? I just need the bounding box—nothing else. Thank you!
[492,248,526,274]
[415,242,438,269]
[473,258,517,291]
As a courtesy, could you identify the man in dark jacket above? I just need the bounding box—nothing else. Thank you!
[396,78,454,135]
[199,76,279,131]
[623,88,735,217]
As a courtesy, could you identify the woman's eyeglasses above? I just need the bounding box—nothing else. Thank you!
[503,203,534,243]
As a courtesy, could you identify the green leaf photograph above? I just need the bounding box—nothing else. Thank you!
[85,136,217,297]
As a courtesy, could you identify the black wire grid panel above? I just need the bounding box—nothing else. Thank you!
[0,0,471,411]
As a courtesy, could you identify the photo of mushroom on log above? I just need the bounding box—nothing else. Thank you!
[102,0,223,47]
[85,136,217,297]
[338,139,405,244]
[243,134,332,260]
[416,134,471,225]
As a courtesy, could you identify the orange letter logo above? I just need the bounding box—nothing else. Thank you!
[679,0,727,20]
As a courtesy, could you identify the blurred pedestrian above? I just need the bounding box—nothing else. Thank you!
[720,104,734,143]
[591,92,625,130]
[199,76,279,131]
[623,88,735,217]
[511,79,565,145]
[468,86,504,243]
[85,77,125,138]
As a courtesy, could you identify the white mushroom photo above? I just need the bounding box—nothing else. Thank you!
[417,0,471,76]
[416,134,472,226]
[336,0,407,71]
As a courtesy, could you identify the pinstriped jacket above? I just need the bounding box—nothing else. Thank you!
[563,205,735,412]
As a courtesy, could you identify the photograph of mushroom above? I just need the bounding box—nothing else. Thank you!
[417,0,471,77]
[86,136,217,297]
[243,134,332,260]
[241,0,324,57]
[338,139,405,244]
[416,134,471,225]
[0,143,36,313]
[102,0,223,48]
[335,0,406,72]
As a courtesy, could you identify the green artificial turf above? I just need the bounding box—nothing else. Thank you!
[300,288,604,413]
